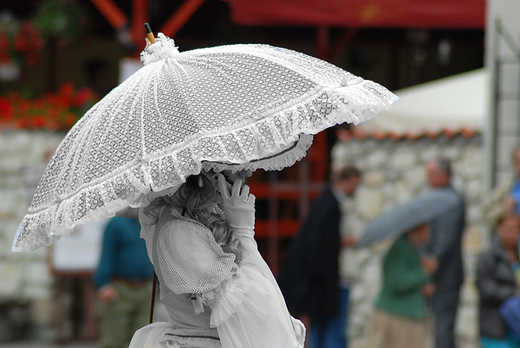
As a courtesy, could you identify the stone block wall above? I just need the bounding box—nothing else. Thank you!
[0,130,65,338]
[331,134,486,348]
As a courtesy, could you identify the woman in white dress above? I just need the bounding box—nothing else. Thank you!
[129,169,305,348]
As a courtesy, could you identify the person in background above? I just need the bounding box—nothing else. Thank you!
[485,146,520,230]
[277,165,362,348]
[94,212,154,348]
[477,213,520,348]
[368,223,437,348]
[424,157,466,348]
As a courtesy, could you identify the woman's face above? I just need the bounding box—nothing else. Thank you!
[498,217,520,250]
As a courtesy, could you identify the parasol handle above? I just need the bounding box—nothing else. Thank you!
[149,271,158,323]
[144,23,156,44]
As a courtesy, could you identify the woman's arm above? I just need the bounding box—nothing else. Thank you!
[156,219,237,295]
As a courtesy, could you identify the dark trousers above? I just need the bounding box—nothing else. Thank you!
[309,286,350,348]
[431,291,460,348]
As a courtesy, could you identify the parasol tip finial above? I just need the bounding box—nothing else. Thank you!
[140,32,180,65]
[144,23,156,44]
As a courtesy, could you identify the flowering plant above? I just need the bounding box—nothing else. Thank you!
[0,82,98,130]
[0,17,45,67]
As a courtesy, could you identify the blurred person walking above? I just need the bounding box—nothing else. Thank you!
[94,212,154,348]
[477,213,520,348]
[424,158,466,348]
[368,224,437,348]
[277,165,362,348]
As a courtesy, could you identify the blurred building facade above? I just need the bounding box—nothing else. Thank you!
[484,0,520,201]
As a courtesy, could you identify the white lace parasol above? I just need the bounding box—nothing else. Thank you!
[13,33,397,252]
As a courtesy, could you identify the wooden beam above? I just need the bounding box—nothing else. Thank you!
[160,0,206,38]
[130,0,150,50]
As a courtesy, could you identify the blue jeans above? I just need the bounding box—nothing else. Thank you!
[309,286,350,348]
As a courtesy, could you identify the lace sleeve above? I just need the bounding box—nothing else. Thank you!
[156,219,237,294]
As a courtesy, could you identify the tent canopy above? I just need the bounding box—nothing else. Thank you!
[358,69,488,136]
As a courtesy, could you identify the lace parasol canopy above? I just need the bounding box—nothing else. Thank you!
[13,33,397,252]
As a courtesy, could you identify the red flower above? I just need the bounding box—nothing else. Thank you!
[15,119,31,129]
[60,82,75,97]
[2,83,97,130]
[32,116,47,128]
[72,87,96,107]
[19,101,29,113]
[0,97,13,120]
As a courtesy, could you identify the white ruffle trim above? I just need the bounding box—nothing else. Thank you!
[198,269,252,327]
[140,33,180,66]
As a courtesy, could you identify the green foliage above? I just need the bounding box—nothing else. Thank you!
[32,0,86,43]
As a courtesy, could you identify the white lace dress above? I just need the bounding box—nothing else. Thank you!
[129,208,305,348]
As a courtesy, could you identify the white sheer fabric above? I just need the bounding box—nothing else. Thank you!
[130,208,304,348]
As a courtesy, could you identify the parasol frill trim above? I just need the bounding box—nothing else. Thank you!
[140,33,180,66]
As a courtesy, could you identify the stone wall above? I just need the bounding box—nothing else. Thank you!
[0,130,65,338]
[331,134,486,348]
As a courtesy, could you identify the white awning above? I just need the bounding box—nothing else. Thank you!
[359,68,488,135]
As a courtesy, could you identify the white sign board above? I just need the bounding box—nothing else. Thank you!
[51,219,109,272]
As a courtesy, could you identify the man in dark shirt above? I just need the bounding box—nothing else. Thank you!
[95,214,154,348]
[278,165,361,348]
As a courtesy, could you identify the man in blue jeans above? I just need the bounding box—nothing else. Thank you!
[278,165,361,348]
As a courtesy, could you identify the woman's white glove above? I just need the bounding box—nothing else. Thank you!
[217,174,255,230]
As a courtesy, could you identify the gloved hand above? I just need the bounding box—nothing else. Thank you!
[217,173,255,229]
